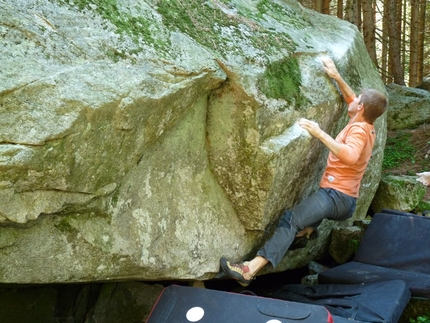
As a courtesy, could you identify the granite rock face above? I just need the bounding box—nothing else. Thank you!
[0,0,387,283]
[386,83,430,130]
[371,175,426,213]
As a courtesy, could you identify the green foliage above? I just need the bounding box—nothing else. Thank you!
[410,314,430,323]
[382,131,415,170]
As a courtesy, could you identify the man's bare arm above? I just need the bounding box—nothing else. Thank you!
[322,57,355,101]
[299,118,362,165]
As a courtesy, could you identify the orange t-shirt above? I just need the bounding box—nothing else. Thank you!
[319,97,376,198]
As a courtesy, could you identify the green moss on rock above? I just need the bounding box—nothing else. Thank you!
[55,218,77,234]
[157,0,296,56]
[57,0,168,56]
[55,0,301,61]
[258,57,308,107]
[256,0,310,28]
[415,200,430,214]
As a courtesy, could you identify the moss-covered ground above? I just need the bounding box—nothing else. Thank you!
[383,123,430,199]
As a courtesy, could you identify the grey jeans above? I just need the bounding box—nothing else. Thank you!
[257,188,356,268]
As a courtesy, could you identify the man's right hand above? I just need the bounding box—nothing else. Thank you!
[321,57,356,105]
[322,57,340,80]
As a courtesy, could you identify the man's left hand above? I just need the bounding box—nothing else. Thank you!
[299,118,322,138]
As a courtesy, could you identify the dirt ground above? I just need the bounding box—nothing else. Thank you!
[383,123,430,200]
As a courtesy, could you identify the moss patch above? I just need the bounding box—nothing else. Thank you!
[382,124,430,200]
[55,217,78,235]
[257,57,308,107]
[157,0,297,57]
[56,0,303,61]
[382,130,415,171]
[415,200,430,213]
[256,0,311,28]
[57,0,168,58]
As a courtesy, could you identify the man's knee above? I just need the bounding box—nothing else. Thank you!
[277,210,293,229]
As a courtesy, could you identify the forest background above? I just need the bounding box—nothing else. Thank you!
[298,0,429,87]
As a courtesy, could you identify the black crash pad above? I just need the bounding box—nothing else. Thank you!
[319,211,430,297]
[146,285,333,322]
[269,280,410,323]
[318,261,430,298]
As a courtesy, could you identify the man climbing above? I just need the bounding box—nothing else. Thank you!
[220,57,388,287]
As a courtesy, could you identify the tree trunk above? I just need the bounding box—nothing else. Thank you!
[417,0,426,84]
[387,0,405,85]
[409,0,420,87]
[322,0,331,14]
[402,0,407,79]
[344,0,354,23]
[337,0,343,19]
[382,0,390,83]
[314,0,331,14]
[355,0,362,32]
[345,0,362,31]
[315,0,321,12]
[362,0,377,66]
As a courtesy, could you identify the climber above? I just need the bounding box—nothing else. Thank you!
[220,57,388,287]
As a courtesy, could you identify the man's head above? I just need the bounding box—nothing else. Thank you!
[359,89,388,123]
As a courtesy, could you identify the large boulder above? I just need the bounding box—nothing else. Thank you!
[371,175,426,213]
[0,0,387,283]
[386,83,430,130]
[417,75,430,92]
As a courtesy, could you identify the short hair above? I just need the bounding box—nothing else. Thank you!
[360,89,388,123]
